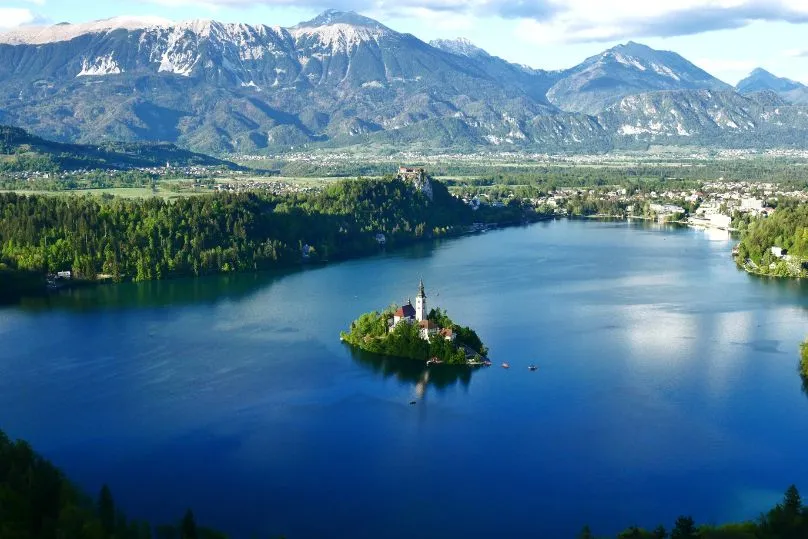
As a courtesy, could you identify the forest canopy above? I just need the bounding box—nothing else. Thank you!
[0,177,535,285]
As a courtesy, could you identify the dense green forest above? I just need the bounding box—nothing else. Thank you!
[0,177,535,290]
[734,201,808,277]
[340,307,487,364]
[0,428,227,539]
[4,426,808,539]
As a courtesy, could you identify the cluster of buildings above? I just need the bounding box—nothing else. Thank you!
[2,164,239,182]
[212,179,318,195]
[389,280,455,342]
[238,147,808,170]
[456,179,808,231]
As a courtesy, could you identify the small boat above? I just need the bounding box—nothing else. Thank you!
[426,357,443,366]
[483,360,492,366]
[528,364,538,371]
[501,362,510,369]
[409,400,417,405]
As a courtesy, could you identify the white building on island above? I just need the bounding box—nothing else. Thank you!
[389,280,455,342]
[415,278,427,321]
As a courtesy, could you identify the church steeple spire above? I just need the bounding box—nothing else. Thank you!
[415,278,427,321]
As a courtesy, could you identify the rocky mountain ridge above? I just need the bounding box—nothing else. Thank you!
[1,10,807,154]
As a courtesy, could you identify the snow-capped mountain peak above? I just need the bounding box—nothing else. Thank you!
[0,15,172,45]
[291,10,393,52]
[297,10,388,30]
[430,37,489,58]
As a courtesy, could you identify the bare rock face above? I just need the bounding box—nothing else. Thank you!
[398,167,433,201]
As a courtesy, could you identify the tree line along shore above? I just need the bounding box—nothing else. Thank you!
[0,175,547,302]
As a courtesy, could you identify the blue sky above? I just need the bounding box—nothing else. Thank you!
[3,0,808,85]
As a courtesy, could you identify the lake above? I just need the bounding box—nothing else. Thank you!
[3,219,808,538]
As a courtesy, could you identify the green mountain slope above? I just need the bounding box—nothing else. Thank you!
[0,125,236,171]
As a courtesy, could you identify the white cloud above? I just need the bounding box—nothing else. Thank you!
[139,0,808,43]
[509,0,808,45]
[0,8,36,29]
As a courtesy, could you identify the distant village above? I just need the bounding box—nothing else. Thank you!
[460,180,808,231]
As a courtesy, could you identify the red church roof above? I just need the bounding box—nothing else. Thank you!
[395,304,416,318]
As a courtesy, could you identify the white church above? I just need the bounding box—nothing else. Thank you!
[390,279,455,342]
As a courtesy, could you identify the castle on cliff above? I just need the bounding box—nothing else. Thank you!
[398,166,433,200]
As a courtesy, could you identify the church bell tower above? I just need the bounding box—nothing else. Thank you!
[415,279,427,321]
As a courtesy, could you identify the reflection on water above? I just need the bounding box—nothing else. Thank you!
[6,219,808,539]
[6,268,296,312]
[347,345,474,394]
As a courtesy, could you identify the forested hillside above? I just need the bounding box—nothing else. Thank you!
[735,201,808,276]
[0,428,225,539]
[0,177,523,284]
[0,125,235,172]
[3,425,808,538]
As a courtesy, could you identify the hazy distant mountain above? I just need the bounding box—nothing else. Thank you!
[430,37,560,105]
[547,42,731,115]
[735,68,808,106]
[1,11,808,153]
[736,68,804,94]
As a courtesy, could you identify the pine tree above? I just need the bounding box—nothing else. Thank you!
[181,509,198,539]
[578,524,594,539]
[671,516,697,539]
[784,484,802,516]
[98,484,116,538]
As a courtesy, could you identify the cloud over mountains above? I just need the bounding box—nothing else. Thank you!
[135,0,808,43]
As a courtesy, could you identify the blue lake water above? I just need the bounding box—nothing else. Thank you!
[3,219,808,538]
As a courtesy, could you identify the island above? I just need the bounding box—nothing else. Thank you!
[340,280,489,365]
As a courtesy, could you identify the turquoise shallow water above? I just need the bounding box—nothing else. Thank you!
[2,220,808,538]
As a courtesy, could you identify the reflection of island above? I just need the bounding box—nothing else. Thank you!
[341,279,489,365]
[347,346,472,393]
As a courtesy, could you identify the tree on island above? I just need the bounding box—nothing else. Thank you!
[341,305,485,365]
[799,340,808,396]
[428,307,488,356]
[670,516,697,539]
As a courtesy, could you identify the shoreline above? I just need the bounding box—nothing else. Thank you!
[734,256,808,280]
[3,212,554,304]
[3,212,755,306]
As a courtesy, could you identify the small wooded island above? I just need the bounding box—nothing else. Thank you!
[341,280,488,365]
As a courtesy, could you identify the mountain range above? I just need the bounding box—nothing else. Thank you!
[1,10,807,154]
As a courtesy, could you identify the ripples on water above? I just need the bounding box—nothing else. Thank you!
[3,220,808,539]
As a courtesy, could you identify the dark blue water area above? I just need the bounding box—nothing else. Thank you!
[3,220,808,538]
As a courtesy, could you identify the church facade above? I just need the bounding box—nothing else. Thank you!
[390,280,455,342]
